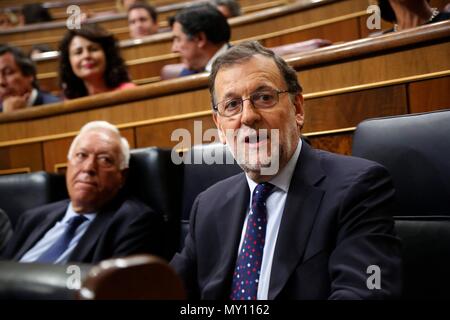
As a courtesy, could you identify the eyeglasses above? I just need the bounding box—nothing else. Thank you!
[212,89,291,118]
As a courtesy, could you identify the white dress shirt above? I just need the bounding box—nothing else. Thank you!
[239,139,302,299]
[20,203,95,263]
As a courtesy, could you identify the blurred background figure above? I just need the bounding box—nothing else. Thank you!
[117,0,143,13]
[378,0,450,33]
[169,4,231,77]
[0,45,60,113]
[0,9,20,29]
[211,0,241,18]
[28,44,53,60]
[21,3,53,24]
[59,24,135,100]
[128,2,158,39]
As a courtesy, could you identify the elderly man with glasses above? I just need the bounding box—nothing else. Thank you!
[171,41,402,300]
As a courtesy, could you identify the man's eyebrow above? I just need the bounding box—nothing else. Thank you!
[252,85,275,92]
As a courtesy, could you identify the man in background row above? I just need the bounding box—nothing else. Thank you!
[128,2,158,39]
[1,121,164,264]
[0,45,60,113]
[170,4,231,77]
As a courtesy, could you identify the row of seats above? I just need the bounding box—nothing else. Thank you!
[0,109,449,299]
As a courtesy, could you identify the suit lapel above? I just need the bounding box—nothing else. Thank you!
[205,174,250,299]
[15,202,68,260]
[268,143,326,299]
[68,206,115,262]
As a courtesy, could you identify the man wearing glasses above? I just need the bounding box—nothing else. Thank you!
[2,121,164,264]
[171,41,402,299]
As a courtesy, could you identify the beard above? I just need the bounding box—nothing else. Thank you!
[225,127,280,177]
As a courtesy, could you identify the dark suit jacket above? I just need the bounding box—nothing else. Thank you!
[0,90,60,112]
[170,143,402,299]
[1,194,164,264]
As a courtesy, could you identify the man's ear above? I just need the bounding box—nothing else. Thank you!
[196,32,208,48]
[293,93,305,130]
[213,113,227,144]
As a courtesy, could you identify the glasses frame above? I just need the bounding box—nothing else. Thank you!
[212,89,291,118]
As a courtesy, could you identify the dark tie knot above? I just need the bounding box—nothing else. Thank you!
[66,215,87,233]
[252,182,275,205]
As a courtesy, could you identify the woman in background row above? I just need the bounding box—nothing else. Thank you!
[59,24,135,99]
[378,0,450,33]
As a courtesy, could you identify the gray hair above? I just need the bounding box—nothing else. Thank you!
[209,40,302,106]
[67,121,130,169]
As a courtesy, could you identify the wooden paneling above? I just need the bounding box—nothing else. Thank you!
[0,143,43,172]
[136,115,216,149]
[262,16,360,47]
[303,85,408,132]
[307,132,354,155]
[296,41,450,94]
[0,21,448,173]
[408,76,450,113]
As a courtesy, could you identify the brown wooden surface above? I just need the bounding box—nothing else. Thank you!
[0,143,43,172]
[0,20,449,172]
[408,76,450,113]
[36,12,365,93]
[304,85,408,132]
[308,132,354,156]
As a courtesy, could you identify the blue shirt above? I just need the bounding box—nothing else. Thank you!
[20,203,96,263]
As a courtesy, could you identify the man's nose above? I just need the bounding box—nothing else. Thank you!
[240,99,260,126]
[81,155,97,173]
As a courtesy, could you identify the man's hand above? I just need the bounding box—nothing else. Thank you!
[2,94,29,113]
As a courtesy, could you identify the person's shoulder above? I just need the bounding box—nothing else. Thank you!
[36,90,61,104]
[434,11,450,22]
[196,172,245,201]
[312,148,390,181]
[20,199,69,221]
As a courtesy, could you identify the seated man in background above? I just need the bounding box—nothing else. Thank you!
[127,2,158,39]
[170,41,402,299]
[1,121,164,264]
[0,45,60,113]
[211,0,241,18]
[169,4,231,77]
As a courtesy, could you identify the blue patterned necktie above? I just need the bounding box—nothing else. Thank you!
[35,215,87,263]
[230,182,275,300]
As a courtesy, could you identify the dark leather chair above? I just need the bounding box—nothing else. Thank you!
[352,110,450,299]
[394,216,450,299]
[0,172,67,228]
[127,147,184,260]
[0,254,185,299]
[180,143,241,247]
[352,110,450,216]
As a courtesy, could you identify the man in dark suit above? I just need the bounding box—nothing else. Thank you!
[169,4,231,78]
[170,41,402,299]
[2,121,164,264]
[0,44,60,113]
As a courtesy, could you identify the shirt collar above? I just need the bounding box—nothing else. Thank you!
[26,88,38,107]
[246,139,303,194]
[205,43,230,73]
